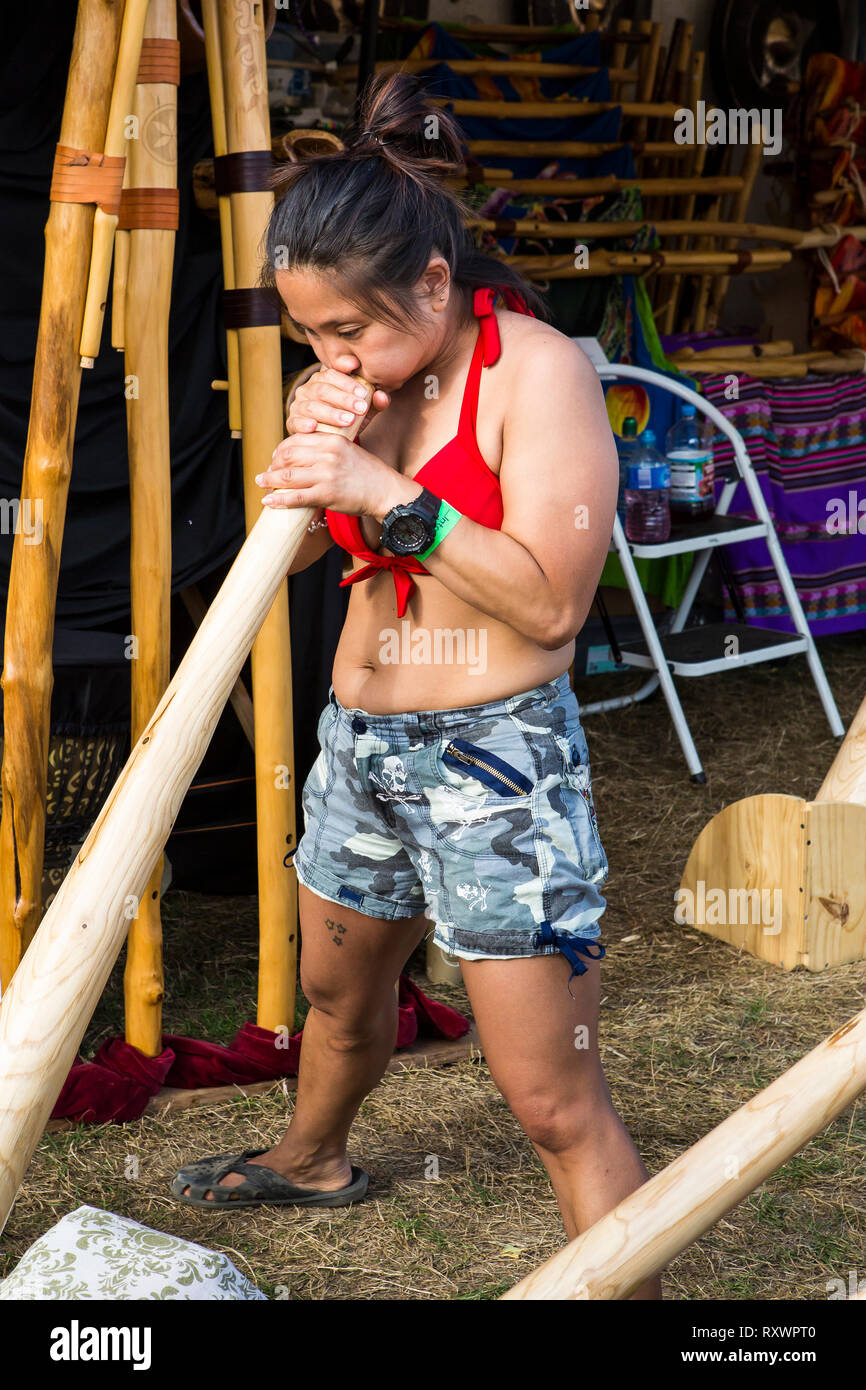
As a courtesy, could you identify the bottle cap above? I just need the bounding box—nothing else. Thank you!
[640,429,657,446]
[622,416,638,437]
[682,404,697,417]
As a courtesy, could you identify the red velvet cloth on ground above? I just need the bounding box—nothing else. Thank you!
[50,974,470,1123]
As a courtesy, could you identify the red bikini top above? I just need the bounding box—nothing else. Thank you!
[324,285,534,617]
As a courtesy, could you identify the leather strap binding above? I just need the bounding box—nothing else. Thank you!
[49,145,125,215]
[491,217,517,235]
[223,287,282,330]
[137,37,181,85]
[117,187,180,230]
[732,250,753,274]
[214,151,276,196]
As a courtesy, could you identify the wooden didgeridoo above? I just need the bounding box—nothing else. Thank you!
[0,382,373,1237]
[0,0,123,990]
[122,0,178,1056]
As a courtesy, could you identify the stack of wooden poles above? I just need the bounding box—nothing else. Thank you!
[320,14,785,337]
[0,0,299,1052]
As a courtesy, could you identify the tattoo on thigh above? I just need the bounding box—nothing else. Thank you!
[325,917,347,947]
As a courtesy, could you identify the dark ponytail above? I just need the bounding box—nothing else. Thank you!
[259,71,550,327]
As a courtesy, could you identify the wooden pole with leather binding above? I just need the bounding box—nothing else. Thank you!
[121,0,179,1057]
[0,0,124,990]
[214,0,297,1032]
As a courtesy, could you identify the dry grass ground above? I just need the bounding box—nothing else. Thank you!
[1,634,864,1299]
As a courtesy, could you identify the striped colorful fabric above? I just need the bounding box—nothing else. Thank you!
[702,374,866,635]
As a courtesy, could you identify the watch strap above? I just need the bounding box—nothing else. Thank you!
[416,501,462,560]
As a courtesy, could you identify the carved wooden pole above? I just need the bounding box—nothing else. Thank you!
[122,0,179,1055]
[0,0,124,990]
[216,0,298,1032]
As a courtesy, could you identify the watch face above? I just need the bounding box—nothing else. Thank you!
[389,513,432,554]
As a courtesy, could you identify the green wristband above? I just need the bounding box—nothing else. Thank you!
[417,500,463,560]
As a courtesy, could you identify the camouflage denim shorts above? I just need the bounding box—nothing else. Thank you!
[294,673,608,983]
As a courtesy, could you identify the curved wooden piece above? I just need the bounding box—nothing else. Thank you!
[501,1005,866,1299]
[678,794,806,970]
[801,800,866,969]
[0,0,124,991]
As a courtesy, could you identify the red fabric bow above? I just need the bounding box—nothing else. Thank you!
[472,286,534,366]
[339,554,428,617]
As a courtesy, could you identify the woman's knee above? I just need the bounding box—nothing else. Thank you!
[507,1083,615,1154]
[300,965,394,1044]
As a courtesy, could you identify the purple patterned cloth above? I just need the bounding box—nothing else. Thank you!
[702,374,866,635]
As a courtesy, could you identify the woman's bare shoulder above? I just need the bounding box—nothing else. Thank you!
[497,309,604,386]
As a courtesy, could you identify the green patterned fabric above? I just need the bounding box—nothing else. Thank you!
[0,1205,268,1300]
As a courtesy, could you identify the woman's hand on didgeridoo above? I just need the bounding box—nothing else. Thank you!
[255,432,420,522]
[285,365,390,437]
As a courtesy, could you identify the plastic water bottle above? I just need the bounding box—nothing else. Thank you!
[624,429,671,544]
[666,404,715,519]
[615,416,639,526]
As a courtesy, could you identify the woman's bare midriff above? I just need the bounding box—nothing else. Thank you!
[332,574,574,714]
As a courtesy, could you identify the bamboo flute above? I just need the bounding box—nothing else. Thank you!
[609,19,632,104]
[452,174,744,198]
[467,217,813,244]
[216,0,297,1032]
[79,0,151,368]
[663,51,706,335]
[357,59,637,82]
[0,0,124,991]
[122,0,178,1057]
[656,24,693,270]
[378,18,653,44]
[110,159,130,350]
[201,0,241,438]
[501,1007,866,1299]
[692,146,732,331]
[434,98,682,120]
[665,354,866,378]
[503,249,790,278]
[670,341,795,360]
[0,382,373,1236]
[633,20,662,148]
[465,140,685,158]
[710,137,765,322]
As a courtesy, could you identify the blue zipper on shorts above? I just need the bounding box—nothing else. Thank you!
[442,738,533,797]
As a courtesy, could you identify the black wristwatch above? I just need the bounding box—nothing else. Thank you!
[380,487,442,556]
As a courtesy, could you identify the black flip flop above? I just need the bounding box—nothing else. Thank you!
[170,1148,370,1209]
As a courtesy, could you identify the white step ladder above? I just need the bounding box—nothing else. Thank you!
[580,362,845,782]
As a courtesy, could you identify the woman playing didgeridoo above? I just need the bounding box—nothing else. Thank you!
[173,74,659,1299]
